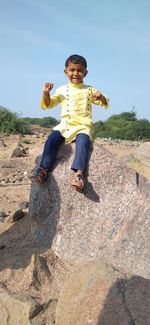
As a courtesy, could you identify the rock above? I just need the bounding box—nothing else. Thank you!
[0,158,29,184]
[0,292,43,325]
[11,146,24,157]
[10,141,29,158]
[17,201,29,210]
[0,138,7,148]
[0,211,7,222]
[136,142,150,166]
[0,159,25,169]
[121,154,134,163]
[0,211,7,218]
[55,260,150,325]
[0,180,5,185]
[20,254,52,290]
[23,170,29,179]
[29,142,150,279]
[6,209,25,223]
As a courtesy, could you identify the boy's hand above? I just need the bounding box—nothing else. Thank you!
[43,82,53,107]
[43,82,54,93]
[92,91,108,106]
[91,91,101,101]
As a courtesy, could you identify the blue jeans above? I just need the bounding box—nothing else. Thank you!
[40,130,90,173]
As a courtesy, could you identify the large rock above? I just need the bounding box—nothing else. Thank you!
[136,142,150,166]
[0,292,43,325]
[29,141,150,278]
[55,260,150,325]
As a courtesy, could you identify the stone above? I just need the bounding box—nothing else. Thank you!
[136,142,150,166]
[0,292,43,325]
[29,142,150,278]
[0,158,26,169]
[17,201,29,210]
[9,141,28,158]
[0,138,7,148]
[55,260,150,325]
[0,211,7,219]
[6,209,25,223]
[11,147,24,157]
[0,211,7,222]
[20,254,52,290]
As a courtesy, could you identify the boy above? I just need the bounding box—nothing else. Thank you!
[32,54,108,190]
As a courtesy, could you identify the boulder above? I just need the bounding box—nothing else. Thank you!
[0,292,43,325]
[29,141,150,278]
[11,146,24,158]
[136,142,150,166]
[55,260,150,325]
[19,254,52,290]
[10,142,29,158]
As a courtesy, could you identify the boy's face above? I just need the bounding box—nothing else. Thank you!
[64,62,88,84]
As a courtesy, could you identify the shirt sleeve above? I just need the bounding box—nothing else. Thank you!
[91,86,109,109]
[41,90,62,110]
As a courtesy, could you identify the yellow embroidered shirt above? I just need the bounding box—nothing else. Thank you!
[41,82,108,144]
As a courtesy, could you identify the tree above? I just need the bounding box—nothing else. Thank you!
[93,111,150,141]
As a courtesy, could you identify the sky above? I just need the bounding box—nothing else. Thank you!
[0,0,150,122]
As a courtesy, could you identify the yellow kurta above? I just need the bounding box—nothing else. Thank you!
[41,82,108,144]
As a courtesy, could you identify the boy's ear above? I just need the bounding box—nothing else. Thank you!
[84,70,88,77]
[64,69,67,75]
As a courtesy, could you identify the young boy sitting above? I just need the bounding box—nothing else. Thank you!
[32,54,108,190]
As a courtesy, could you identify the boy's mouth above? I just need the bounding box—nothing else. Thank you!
[72,77,82,82]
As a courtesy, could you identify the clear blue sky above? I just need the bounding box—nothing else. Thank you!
[0,0,150,122]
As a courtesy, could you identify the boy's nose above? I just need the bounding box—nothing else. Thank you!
[74,70,78,75]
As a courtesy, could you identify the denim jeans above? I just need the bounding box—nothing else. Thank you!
[40,130,90,173]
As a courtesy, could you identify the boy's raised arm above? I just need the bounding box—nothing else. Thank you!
[43,82,54,107]
[92,91,108,107]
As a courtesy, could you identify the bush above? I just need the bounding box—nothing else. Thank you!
[0,107,30,134]
[22,116,58,128]
[93,111,150,141]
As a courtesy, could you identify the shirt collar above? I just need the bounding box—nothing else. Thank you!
[68,82,84,88]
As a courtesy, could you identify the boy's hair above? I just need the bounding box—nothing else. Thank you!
[65,54,87,69]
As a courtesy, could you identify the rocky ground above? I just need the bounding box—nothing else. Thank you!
[0,130,150,324]
[0,131,149,216]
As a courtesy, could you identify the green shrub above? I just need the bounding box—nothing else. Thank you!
[22,116,58,128]
[0,107,31,134]
[93,111,150,141]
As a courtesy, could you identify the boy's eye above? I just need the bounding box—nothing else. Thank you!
[69,69,83,73]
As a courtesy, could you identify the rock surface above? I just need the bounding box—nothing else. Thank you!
[29,141,150,278]
[0,134,150,324]
[136,142,150,166]
[55,260,150,325]
[0,292,43,325]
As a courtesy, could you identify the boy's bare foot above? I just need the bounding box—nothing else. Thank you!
[31,167,48,184]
